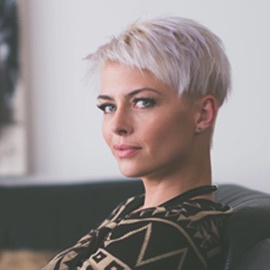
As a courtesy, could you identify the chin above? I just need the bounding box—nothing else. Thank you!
[120,170,141,179]
[118,164,144,179]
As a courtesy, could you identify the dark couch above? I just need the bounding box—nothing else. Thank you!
[0,179,270,269]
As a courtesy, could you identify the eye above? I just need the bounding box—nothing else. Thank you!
[97,103,116,114]
[133,98,156,109]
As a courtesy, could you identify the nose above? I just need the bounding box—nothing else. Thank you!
[111,107,133,136]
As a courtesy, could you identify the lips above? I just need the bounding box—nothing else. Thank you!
[113,144,141,158]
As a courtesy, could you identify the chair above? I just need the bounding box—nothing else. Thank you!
[217,184,270,270]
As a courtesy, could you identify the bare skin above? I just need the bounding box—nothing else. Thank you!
[98,61,218,209]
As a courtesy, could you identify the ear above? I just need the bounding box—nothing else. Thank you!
[195,95,219,133]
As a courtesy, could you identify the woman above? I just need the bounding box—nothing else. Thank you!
[42,16,233,270]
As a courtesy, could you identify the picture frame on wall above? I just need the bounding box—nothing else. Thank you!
[0,0,27,176]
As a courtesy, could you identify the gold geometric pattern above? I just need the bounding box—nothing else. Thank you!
[41,195,232,270]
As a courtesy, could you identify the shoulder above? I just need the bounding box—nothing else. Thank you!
[126,199,233,252]
[104,199,232,269]
[128,199,232,223]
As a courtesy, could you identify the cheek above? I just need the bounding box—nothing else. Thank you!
[149,113,194,145]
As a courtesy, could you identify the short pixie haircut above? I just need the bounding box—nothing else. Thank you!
[87,16,231,107]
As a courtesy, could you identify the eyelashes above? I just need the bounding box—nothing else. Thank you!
[133,98,156,108]
[97,97,156,114]
[97,103,116,113]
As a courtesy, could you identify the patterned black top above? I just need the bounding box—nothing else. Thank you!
[42,192,232,270]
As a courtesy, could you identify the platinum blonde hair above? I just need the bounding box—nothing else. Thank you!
[86,16,231,106]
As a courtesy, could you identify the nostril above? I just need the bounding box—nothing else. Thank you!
[118,129,128,135]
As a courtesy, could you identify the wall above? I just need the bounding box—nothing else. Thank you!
[17,0,270,191]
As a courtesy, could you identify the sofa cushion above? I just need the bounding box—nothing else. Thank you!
[0,180,144,250]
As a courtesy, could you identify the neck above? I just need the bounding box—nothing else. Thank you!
[141,149,212,209]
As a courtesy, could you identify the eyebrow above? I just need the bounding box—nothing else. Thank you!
[97,88,162,101]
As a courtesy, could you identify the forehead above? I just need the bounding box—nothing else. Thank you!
[99,61,174,95]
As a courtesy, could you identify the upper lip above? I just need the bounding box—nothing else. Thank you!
[113,144,141,150]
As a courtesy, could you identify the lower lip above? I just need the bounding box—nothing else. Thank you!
[114,148,140,158]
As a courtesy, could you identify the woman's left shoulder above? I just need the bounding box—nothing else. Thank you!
[176,199,233,218]
[106,200,233,269]
[129,199,233,221]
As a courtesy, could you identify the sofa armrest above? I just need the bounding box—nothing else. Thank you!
[216,184,270,270]
[235,239,270,270]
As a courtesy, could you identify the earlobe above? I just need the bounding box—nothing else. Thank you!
[195,126,204,133]
[195,95,218,133]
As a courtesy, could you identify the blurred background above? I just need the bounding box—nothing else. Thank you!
[1,0,270,191]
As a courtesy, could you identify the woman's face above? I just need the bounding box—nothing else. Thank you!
[98,62,198,180]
